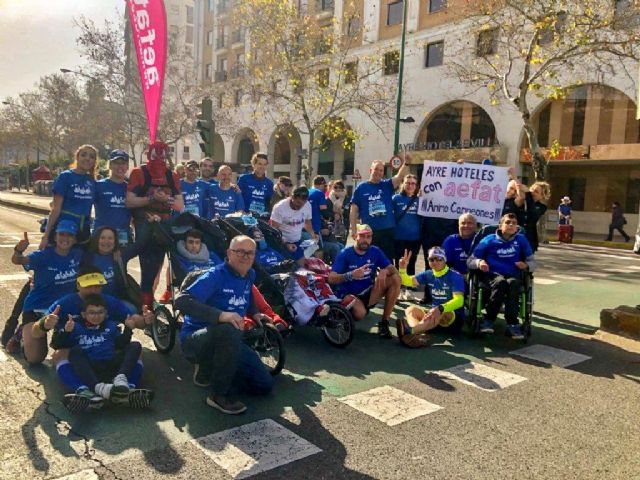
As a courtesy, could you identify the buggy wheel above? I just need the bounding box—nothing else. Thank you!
[321,304,355,348]
[251,324,285,376]
[152,305,176,354]
[466,278,482,338]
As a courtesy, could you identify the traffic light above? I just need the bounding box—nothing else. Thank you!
[197,97,214,157]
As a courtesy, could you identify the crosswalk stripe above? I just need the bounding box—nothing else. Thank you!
[192,419,321,479]
[0,273,29,282]
[338,385,443,426]
[433,362,527,392]
[534,278,560,285]
[510,344,592,368]
[53,469,99,480]
[549,274,589,281]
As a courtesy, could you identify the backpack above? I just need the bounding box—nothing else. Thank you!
[139,164,179,197]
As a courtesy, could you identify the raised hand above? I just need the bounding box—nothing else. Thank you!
[15,232,29,253]
[352,264,370,280]
[399,249,411,270]
[45,305,61,330]
[64,314,75,333]
[124,314,137,330]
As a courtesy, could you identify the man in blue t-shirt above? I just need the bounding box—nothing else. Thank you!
[349,158,409,260]
[175,235,274,415]
[396,247,466,348]
[207,165,244,218]
[94,150,131,245]
[199,157,218,185]
[180,160,209,217]
[467,213,536,340]
[308,176,329,234]
[442,213,477,275]
[329,224,401,339]
[237,152,273,216]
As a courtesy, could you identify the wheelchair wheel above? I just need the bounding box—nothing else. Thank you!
[251,323,285,376]
[321,303,355,348]
[466,276,482,337]
[522,274,534,343]
[152,305,177,354]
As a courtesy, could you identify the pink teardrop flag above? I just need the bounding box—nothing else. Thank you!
[126,0,167,143]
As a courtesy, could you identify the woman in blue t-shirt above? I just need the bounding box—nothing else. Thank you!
[94,150,131,246]
[11,220,83,364]
[40,144,97,250]
[82,226,129,299]
[392,175,421,275]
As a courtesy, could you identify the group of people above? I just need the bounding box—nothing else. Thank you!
[2,143,549,416]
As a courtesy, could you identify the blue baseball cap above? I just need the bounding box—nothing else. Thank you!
[55,219,78,235]
[108,149,130,162]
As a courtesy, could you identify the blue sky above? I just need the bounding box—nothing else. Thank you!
[0,0,122,100]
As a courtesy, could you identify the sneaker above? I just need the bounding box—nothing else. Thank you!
[128,388,154,409]
[193,364,212,388]
[314,304,330,317]
[479,320,494,334]
[505,324,525,340]
[63,387,103,413]
[377,320,392,339]
[206,394,247,415]
[111,374,130,403]
[159,289,172,304]
[5,327,22,354]
[341,294,357,310]
[94,382,113,401]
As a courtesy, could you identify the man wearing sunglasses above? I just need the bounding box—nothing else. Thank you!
[329,224,401,338]
[467,213,536,340]
[175,235,274,415]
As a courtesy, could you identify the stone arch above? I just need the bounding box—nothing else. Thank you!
[267,124,303,181]
[314,117,356,181]
[231,127,260,166]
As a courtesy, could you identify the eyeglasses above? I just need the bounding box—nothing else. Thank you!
[230,249,256,258]
[85,309,106,316]
[428,257,445,262]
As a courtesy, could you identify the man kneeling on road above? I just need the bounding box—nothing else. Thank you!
[175,235,273,415]
[329,224,401,338]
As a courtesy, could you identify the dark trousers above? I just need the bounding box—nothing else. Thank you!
[372,228,395,261]
[394,240,421,276]
[607,224,630,241]
[485,274,522,325]
[129,220,167,292]
[181,323,273,396]
[2,280,30,345]
[68,341,142,389]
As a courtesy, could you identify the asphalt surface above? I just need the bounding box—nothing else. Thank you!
[0,204,639,480]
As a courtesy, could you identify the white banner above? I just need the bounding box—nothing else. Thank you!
[418,161,509,223]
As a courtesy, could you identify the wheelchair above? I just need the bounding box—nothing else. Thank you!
[466,224,534,342]
[148,212,286,376]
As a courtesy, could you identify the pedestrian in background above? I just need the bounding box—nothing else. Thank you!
[558,196,572,225]
[605,201,630,242]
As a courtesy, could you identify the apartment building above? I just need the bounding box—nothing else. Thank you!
[193,0,640,234]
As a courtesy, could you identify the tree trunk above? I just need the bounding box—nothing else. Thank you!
[304,130,314,187]
[522,120,547,181]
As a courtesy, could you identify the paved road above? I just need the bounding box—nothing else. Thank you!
[0,205,639,480]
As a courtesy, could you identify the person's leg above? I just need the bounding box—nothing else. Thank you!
[606,224,614,241]
[56,360,86,391]
[368,274,401,338]
[233,342,273,395]
[616,226,631,241]
[372,228,395,261]
[2,280,30,347]
[349,298,368,321]
[503,277,522,325]
[322,241,343,263]
[485,275,508,323]
[68,345,100,389]
[21,312,48,365]
[117,341,142,378]
[407,241,421,276]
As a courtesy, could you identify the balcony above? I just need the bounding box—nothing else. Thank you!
[230,64,245,79]
[216,36,227,50]
[232,30,245,44]
[214,70,228,83]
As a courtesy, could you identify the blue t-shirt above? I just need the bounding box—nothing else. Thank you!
[53,170,95,227]
[237,174,274,215]
[308,188,327,233]
[392,194,420,241]
[47,293,134,329]
[352,179,395,230]
[93,179,130,239]
[256,247,285,268]
[23,247,83,313]
[442,234,474,275]
[207,184,245,218]
[415,268,465,307]
[88,253,118,296]
[331,245,391,296]
[472,232,533,277]
[180,179,209,217]
[180,263,255,341]
[60,319,123,361]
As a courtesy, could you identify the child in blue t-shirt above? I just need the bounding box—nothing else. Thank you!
[51,294,153,412]
[396,247,466,348]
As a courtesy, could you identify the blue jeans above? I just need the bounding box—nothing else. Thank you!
[181,323,273,396]
[321,240,344,263]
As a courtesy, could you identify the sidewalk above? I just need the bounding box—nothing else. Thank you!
[0,189,51,214]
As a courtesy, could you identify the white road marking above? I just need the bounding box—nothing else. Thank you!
[0,350,6,362]
[510,344,592,368]
[0,273,29,282]
[338,385,443,426]
[534,278,560,285]
[192,419,321,479]
[54,470,99,480]
[434,362,527,392]
[549,274,589,281]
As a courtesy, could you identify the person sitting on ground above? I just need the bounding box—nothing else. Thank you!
[467,213,536,340]
[558,196,572,225]
[270,186,317,265]
[159,229,223,303]
[328,224,401,338]
[50,294,153,412]
[442,213,477,276]
[396,247,466,348]
[174,235,274,415]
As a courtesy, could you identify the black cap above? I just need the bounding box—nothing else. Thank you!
[292,186,309,198]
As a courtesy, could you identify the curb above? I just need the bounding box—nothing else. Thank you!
[0,198,50,215]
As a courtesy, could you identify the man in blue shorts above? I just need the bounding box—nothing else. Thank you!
[329,224,401,338]
[467,213,536,339]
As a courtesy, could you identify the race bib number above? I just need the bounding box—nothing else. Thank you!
[184,204,200,216]
[368,200,386,218]
[249,200,265,214]
[117,230,130,246]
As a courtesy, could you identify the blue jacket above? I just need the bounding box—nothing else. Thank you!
[468,232,535,277]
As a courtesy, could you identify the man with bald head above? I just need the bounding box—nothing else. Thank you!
[207,164,245,218]
[175,235,273,415]
[349,157,409,260]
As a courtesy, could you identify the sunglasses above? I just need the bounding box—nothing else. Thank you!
[428,257,445,262]
[230,249,256,258]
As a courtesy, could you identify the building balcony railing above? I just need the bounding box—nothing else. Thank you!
[214,70,228,83]
[230,64,245,79]
[216,37,227,50]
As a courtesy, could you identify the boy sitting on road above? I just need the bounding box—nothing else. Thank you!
[397,247,466,348]
[50,294,153,412]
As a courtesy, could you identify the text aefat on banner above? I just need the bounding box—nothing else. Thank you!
[418,161,509,223]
